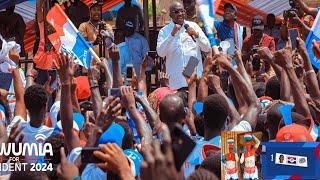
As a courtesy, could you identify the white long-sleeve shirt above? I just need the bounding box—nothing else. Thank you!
[157,20,211,89]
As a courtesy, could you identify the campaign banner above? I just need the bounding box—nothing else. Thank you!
[261,142,320,179]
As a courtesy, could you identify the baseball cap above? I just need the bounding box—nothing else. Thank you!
[224,3,237,13]
[124,149,143,177]
[124,20,136,29]
[53,112,85,133]
[252,15,264,30]
[90,1,101,9]
[97,122,125,147]
[75,76,91,100]
[276,124,313,142]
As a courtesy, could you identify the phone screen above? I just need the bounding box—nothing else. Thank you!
[81,147,103,164]
[126,65,133,79]
[108,88,121,97]
[171,123,196,170]
[183,56,199,78]
[289,28,299,49]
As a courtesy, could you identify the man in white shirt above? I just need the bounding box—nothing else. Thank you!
[157,2,210,89]
[7,85,55,162]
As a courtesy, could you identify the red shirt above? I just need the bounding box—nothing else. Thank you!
[242,34,276,55]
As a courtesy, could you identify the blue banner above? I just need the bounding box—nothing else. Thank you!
[261,142,320,179]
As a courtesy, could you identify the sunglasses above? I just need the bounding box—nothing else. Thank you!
[171,9,186,14]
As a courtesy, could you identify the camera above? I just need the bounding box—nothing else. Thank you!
[284,8,298,18]
[98,22,114,48]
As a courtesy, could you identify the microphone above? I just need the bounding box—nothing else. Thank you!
[184,24,196,42]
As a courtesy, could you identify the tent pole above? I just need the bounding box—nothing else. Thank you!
[152,0,157,31]
[143,0,149,43]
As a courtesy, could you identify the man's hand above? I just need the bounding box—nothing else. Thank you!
[94,143,133,180]
[171,24,181,36]
[57,147,79,180]
[120,86,136,111]
[110,45,120,62]
[159,72,170,87]
[26,63,38,78]
[206,74,221,91]
[54,53,74,85]
[274,49,294,69]
[140,124,178,180]
[97,96,122,130]
[203,56,215,75]
[83,122,102,147]
[93,35,103,46]
[258,47,274,63]
[215,55,231,70]
[185,26,199,38]
[0,89,8,101]
[183,68,197,86]
[88,65,101,86]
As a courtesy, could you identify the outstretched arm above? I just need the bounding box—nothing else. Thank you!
[297,38,320,104]
[88,65,103,119]
[121,86,152,144]
[217,55,261,130]
[55,54,80,151]
[294,0,318,17]
[12,68,27,120]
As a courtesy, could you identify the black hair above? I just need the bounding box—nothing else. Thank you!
[159,94,186,125]
[203,94,229,131]
[265,76,280,100]
[116,121,134,149]
[200,153,221,178]
[24,85,48,114]
[194,114,204,137]
[10,165,48,180]
[254,82,266,98]
[176,90,188,107]
[267,13,276,19]
[45,133,65,165]
[188,167,219,180]
[45,133,65,180]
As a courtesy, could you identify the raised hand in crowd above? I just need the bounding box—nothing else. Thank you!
[274,40,311,119]
[297,38,320,105]
[55,53,81,151]
[25,63,38,88]
[57,147,80,180]
[184,69,197,136]
[159,71,170,87]
[88,64,103,118]
[134,91,161,135]
[140,124,178,180]
[121,86,152,143]
[94,143,134,180]
[109,45,123,88]
[96,96,122,131]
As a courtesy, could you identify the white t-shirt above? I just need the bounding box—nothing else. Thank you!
[231,120,252,132]
[7,116,54,163]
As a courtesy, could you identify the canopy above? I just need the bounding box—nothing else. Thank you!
[0,0,29,10]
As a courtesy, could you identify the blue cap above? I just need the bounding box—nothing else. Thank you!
[98,123,125,147]
[53,112,85,134]
[278,104,293,126]
[193,102,203,115]
[124,149,143,176]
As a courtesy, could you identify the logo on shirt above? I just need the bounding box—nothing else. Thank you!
[35,133,47,143]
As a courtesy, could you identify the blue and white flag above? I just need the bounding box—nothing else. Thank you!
[306,11,320,69]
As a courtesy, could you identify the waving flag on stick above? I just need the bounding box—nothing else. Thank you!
[306,10,320,69]
[46,4,100,69]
